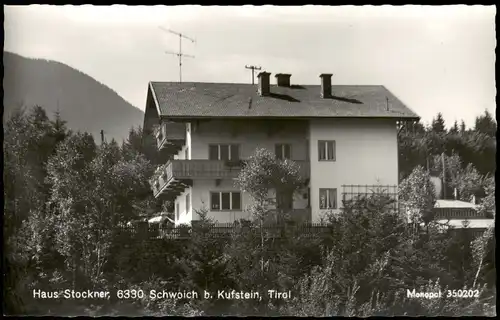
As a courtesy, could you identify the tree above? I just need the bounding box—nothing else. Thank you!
[478,176,495,218]
[174,208,234,315]
[229,148,305,314]
[50,110,69,146]
[453,164,487,202]
[474,110,496,137]
[398,166,436,224]
[236,148,305,223]
[471,226,495,287]
[45,133,155,288]
[449,120,459,134]
[460,120,466,133]
[430,152,463,197]
[285,192,455,316]
[235,148,305,272]
[431,112,446,134]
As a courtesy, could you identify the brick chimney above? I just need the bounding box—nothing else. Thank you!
[275,73,291,87]
[320,73,333,98]
[257,71,271,96]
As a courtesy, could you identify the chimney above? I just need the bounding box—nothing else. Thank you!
[257,71,271,96]
[275,73,291,87]
[320,73,333,98]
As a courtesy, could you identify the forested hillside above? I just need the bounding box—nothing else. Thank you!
[3,52,144,142]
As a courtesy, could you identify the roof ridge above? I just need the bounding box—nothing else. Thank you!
[150,81,386,87]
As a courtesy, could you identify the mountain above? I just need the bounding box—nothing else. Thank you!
[3,52,144,143]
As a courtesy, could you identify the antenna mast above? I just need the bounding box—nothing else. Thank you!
[159,26,196,83]
[245,65,262,85]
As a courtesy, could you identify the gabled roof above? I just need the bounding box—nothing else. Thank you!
[148,82,420,120]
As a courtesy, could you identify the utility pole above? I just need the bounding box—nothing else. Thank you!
[159,26,196,83]
[100,129,105,144]
[441,152,446,199]
[245,65,262,85]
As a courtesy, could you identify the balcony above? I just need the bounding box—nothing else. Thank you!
[151,159,310,198]
[153,121,186,153]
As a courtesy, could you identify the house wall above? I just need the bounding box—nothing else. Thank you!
[190,179,309,224]
[308,118,399,221]
[167,118,398,224]
[191,179,251,223]
[189,120,309,160]
[174,123,191,160]
[174,187,193,226]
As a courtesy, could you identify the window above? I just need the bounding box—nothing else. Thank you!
[275,144,292,160]
[319,188,337,209]
[184,147,189,160]
[176,203,180,221]
[208,144,240,161]
[318,140,336,161]
[186,194,190,212]
[210,192,242,210]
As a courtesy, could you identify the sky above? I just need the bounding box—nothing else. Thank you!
[4,5,496,128]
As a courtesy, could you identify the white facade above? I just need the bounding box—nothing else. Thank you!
[308,118,399,221]
[168,118,399,225]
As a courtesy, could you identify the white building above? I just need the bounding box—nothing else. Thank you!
[143,72,419,225]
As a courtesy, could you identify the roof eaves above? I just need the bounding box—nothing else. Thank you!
[148,82,163,118]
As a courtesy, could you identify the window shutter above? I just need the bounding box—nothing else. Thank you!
[221,192,231,210]
[327,141,335,160]
[284,144,291,159]
[209,145,218,160]
[318,141,326,160]
[319,189,327,209]
[230,145,240,161]
[220,145,230,161]
[275,144,282,159]
[328,189,337,209]
[232,192,241,210]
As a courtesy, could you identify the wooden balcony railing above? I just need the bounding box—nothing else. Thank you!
[153,121,186,151]
[152,159,311,197]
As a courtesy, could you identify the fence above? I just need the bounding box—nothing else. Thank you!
[117,222,333,240]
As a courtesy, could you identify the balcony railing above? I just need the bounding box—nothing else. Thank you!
[153,121,186,151]
[434,208,487,220]
[151,159,310,198]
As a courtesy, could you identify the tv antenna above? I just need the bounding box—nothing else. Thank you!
[159,26,196,83]
[245,65,262,85]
